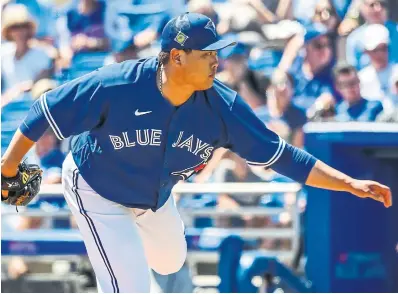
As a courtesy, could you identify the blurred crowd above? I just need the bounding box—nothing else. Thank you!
[2,0,398,288]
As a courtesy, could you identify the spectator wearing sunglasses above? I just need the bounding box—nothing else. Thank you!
[346,0,398,70]
[259,71,307,148]
[358,24,398,109]
[311,0,342,68]
[217,42,269,111]
[333,63,383,121]
[276,0,340,88]
[288,24,336,119]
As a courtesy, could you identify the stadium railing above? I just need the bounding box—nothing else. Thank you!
[1,182,302,289]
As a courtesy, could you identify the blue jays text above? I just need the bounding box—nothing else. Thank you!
[20,57,316,211]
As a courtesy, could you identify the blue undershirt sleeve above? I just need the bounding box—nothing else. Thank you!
[270,143,317,184]
[223,94,317,184]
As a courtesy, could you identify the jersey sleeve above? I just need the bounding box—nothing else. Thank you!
[20,71,107,142]
[223,94,286,168]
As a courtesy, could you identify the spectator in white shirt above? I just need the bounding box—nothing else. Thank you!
[1,4,53,105]
[345,0,398,70]
[388,67,398,106]
[358,24,397,109]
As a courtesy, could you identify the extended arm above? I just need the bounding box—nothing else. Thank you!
[306,160,391,207]
[223,92,392,208]
[270,144,392,208]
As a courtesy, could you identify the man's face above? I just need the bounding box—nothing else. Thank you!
[366,43,389,68]
[8,23,31,43]
[336,71,361,103]
[306,36,332,69]
[361,0,387,24]
[223,55,247,81]
[176,49,219,90]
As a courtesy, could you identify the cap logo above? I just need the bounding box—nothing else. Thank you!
[175,14,190,30]
[205,20,216,37]
[175,31,189,46]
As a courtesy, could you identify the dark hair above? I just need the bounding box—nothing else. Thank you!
[333,63,357,80]
[158,49,193,65]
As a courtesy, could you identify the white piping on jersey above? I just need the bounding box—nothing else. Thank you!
[40,93,65,140]
[246,136,286,167]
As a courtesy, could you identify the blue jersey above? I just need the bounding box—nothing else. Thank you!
[21,57,315,210]
[335,98,384,122]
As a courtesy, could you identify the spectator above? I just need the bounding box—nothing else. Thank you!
[277,0,341,89]
[1,4,53,104]
[346,0,398,70]
[4,0,57,42]
[57,0,109,68]
[288,24,335,118]
[333,63,383,121]
[258,71,307,148]
[290,0,352,25]
[217,43,249,89]
[358,24,398,108]
[217,42,269,111]
[312,0,341,64]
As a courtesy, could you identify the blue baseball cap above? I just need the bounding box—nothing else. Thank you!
[304,23,328,44]
[160,12,236,52]
[111,38,134,53]
[219,42,247,59]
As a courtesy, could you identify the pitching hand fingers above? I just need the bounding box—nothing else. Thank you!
[369,184,392,208]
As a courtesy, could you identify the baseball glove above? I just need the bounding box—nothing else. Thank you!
[1,162,43,206]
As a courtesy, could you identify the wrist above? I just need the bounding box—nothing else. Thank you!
[1,161,19,178]
[343,177,356,193]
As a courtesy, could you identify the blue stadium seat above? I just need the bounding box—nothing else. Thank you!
[236,251,312,293]
[1,95,34,155]
[71,52,108,71]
